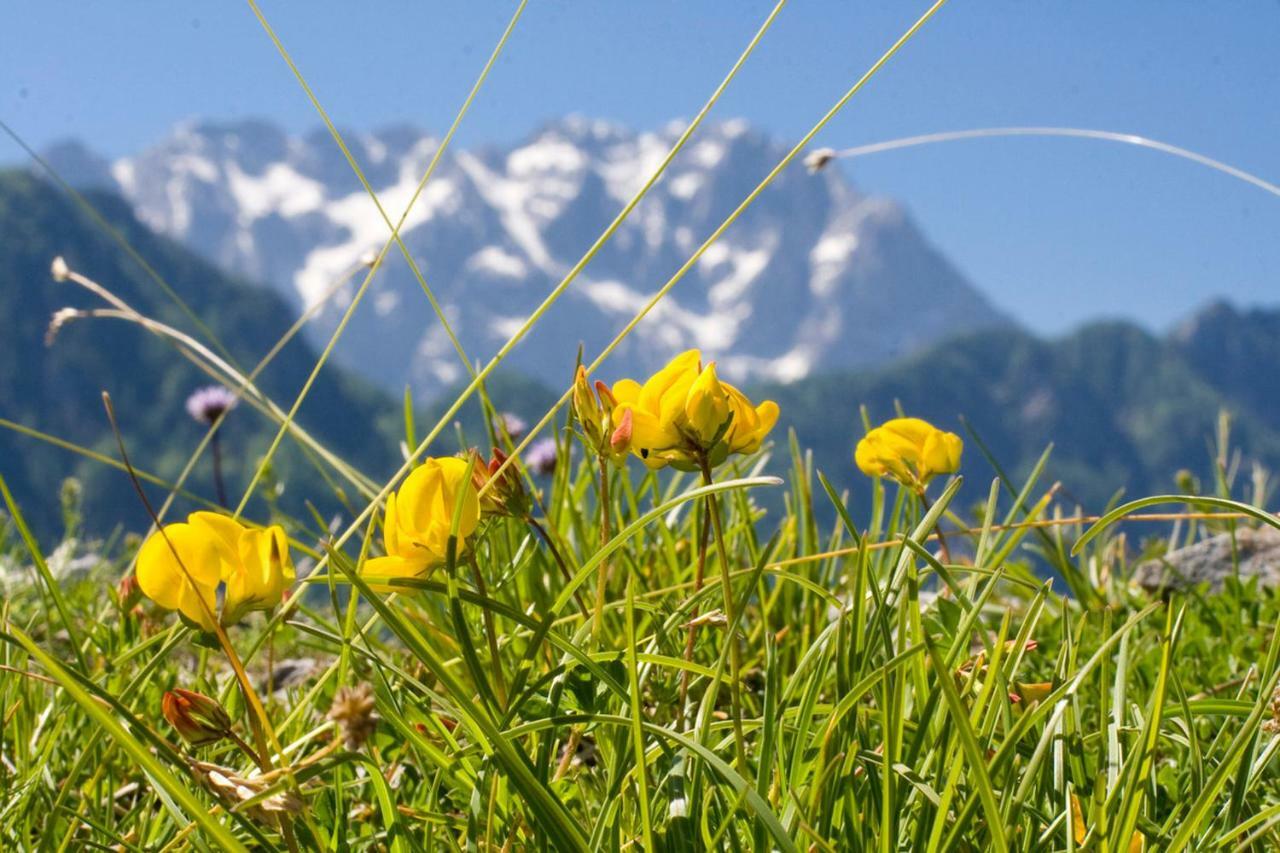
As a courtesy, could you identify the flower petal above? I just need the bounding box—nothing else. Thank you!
[136,522,221,616]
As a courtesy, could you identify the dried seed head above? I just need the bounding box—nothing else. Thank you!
[328,683,379,750]
[804,147,838,173]
[1265,686,1280,734]
[189,760,304,825]
[45,308,82,346]
[51,256,70,282]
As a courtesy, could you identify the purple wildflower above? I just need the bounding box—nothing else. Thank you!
[185,385,238,425]
[526,437,558,476]
[494,411,528,441]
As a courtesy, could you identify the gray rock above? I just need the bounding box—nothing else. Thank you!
[1132,526,1280,592]
[264,657,321,694]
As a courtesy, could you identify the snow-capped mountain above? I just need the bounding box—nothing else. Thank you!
[46,117,1011,396]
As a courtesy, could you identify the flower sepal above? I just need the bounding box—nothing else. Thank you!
[471,448,531,518]
[182,621,224,649]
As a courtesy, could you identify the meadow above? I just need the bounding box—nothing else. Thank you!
[6,1,1280,850]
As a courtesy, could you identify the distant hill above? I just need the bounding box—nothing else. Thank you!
[0,170,404,540]
[760,304,1280,517]
[44,117,1012,397]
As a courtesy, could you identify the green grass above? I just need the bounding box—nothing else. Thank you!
[4,424,1280,850]
[6,1,1280,850]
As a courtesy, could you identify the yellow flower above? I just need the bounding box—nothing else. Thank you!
[855,417,962,489]
[136,521,222,631]
[684,362,731,445]
[610,349,779,470]
[362,456,480,583]
[135,512,294,631]
[723,383,780,457]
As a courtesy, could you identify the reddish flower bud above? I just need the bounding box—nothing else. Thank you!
[162,688,232,746]
[610,408,633,455]
[471,448,531,518]
[118,574,142,610]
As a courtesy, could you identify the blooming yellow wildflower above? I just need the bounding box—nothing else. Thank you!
[609,349,778,470]
[362,456,480,582]
[135,512,294,631]
[855,417,962,490]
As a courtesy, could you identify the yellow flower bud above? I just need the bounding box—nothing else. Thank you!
[570,366,632,464]
[471,448,531,518]
[571,365,604,445]
[683,362,731,445]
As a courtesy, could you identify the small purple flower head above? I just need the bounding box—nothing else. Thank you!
[526,437,558,476]
[494,412,528,441]
[185,385,238,425]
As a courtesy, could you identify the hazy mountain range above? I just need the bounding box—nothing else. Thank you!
[0,170,400,538]
[4,117,1279,540]
[765,301,1280,515]
[43,117,1010,397]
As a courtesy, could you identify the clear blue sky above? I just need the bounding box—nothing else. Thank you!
[4,1,1279,335]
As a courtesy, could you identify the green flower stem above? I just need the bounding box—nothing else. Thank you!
[593,459,613,641]
[678,501,712,728]
[210,427,228,509]
[698,455,749,773]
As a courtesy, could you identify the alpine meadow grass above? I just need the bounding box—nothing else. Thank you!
[6,2,1280,851]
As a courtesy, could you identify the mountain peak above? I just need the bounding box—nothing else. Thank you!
[1171,298,1242,343]
[43,117,1011,395]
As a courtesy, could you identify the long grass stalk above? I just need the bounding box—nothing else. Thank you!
[482,0,952,497]
[254,0,794,635]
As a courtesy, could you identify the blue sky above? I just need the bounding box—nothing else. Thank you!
[3,1,1279,335]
